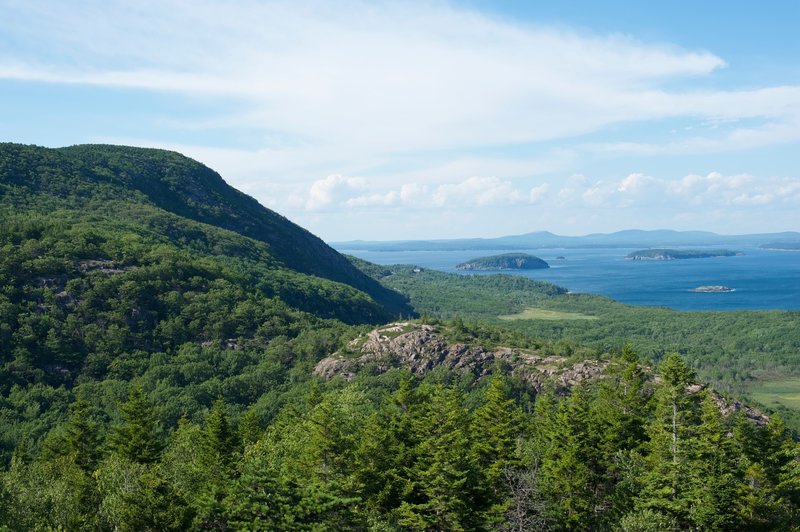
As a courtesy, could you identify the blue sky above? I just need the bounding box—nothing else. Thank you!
[1,1,799,240]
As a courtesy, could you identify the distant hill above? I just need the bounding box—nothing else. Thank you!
[333,229,800,251]
[456,252,549,270]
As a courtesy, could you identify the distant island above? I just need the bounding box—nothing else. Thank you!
[690,285,735,293]
[760,242,800,251]
[625,249,742,261]
[456,253,549,271]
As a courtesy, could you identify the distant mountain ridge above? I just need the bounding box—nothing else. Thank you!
[333,228,800,251]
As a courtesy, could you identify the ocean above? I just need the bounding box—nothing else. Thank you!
[340,247,800,311]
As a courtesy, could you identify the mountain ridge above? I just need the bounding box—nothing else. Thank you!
[332,228,800,251]
[0,142,412,318]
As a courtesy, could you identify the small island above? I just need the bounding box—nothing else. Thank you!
[456,252,549,271]
[625,248,742,261]
[690,285,735,293]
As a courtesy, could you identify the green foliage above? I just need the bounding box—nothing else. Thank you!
[456,252,549,270]
[108,384,164,464]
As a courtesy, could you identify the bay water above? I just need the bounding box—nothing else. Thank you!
[340,247,800,311]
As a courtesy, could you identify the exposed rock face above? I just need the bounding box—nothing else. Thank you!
[314,323,606,391]
[315,322,772,426]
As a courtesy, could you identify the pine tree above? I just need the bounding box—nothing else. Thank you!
[536,386,597,529]
[40,393,102,472]
[224,439,300,531]
[636,354,699,527]
[397,385,475,531]
[470,373,522,526]
[204,398,240,469]
[597,344,649,455]
[107,384,164,464]
[685,392,742,530]
[594,345,652,524]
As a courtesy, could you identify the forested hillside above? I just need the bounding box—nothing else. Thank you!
[0,143,410,317]
[0,145,798,530]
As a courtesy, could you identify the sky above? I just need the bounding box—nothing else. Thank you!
[1,0,799,241]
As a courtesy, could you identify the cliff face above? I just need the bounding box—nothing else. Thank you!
[315,322,770,426]
[314,322,605,391]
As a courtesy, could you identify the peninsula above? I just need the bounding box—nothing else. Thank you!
[456,252,549,270]
[625,249,742,261]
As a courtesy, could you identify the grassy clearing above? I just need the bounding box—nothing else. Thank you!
[749,378,800,410]
[498,307,598,321]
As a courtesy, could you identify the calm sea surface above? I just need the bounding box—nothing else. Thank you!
[340,247,800,311]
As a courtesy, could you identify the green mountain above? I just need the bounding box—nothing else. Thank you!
[0,143,413,390]
[1,143,410,317]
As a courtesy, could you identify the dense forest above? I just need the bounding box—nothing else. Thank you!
[1,144,798,530]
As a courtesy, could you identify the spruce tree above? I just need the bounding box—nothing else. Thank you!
[107,384,163,464]
[397,385,475,531]
[470,373,522,525]
[636,354,699,527]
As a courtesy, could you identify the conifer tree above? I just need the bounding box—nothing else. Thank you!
[397,385,475,531]
[685,392,741,530]
[40,393,102,472]
[107,384,164,464]
[536,385,597,529]
[224,439,299,531]
[636,354,699,526]
[204,398,240,469]
[471,373,522,525]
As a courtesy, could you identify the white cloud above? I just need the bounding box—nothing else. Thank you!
[617,172,655,193]
[431,176,524,207]
[306,174,367,211]
[2,1,799,239]
[529,183,549,203]
[561,171,800,210]
[346,191,400,208]
[2,0,796,157]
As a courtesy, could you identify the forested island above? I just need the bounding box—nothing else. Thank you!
[625,248,742,260]
[456,252,549,270]
[761,242,800,251]
[0,144,798,530]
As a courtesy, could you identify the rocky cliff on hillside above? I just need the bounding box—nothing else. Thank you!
[315,322,770,426]
[314,322,605,391]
